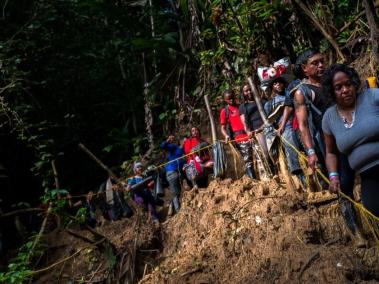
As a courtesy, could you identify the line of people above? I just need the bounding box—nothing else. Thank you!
[67,50,379,246]
[217,50,379,245]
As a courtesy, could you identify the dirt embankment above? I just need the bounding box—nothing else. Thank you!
[141,177,379,283]
[36,176,379,283]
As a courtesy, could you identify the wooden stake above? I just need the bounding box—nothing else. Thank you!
[278,148,296,192]
[78,143,117,179]
[51,159,60,189]
[204,94,217,143]
[247,77,269,126]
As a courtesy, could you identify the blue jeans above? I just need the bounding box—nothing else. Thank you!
[166,170,181,213]
[282,127,302,174]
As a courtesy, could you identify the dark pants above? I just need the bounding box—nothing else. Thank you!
[166,170,181,212]
[338,154,358,233]
[236,140,253,169]
[134,189,158,220]
[360,164,379,217]
[339,154,355,197]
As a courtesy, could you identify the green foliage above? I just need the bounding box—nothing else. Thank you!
[0,0,371,281]
[75,207,88,224]
[0,234,45,283]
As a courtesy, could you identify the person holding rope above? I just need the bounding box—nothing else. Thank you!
[322,64,379,218]
[126,162,159,224]
[220,89,256,179]
[239,83,270,162]
[263,76,305,183]
[286,52,364,243]
[70,191,98,228]
[183,126,213,188]
[98,170,134,221]
[291,49,331,172]
[161,135,185,215]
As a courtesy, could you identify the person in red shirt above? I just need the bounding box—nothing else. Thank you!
[220,90,256,179]
[183,126,214,187]
[183,127,213,167]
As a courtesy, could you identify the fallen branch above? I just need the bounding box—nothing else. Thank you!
[28,202,53,261]
[88,262,104,283]
[338,3,379,35]
[293,0,345,62]
[51,160,60,190]
[66,229,96,244]
[30,238,105,275]
[299,251,320,280]
[0,208,44,219]
[78,143,117,179]
[180,266,202,277]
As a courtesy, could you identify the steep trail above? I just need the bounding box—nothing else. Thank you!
[35,176,379,283]
[140,177,379,283]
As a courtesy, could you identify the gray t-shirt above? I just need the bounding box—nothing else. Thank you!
[322,88,379,173]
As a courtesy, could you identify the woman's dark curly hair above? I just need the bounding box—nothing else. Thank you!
[294,49,320,79]
[322,64,361,101]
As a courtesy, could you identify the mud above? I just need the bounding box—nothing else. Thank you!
[34,176,379,283]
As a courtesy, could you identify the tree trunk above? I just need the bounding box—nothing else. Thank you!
[141,53,155,158]
[293,0,346,62]
[363,0,379,66]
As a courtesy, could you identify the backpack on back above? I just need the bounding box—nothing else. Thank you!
[289,81,325,158]
[225,106,246,139]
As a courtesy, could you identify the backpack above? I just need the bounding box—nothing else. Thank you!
[290,82,325,158]
[225,106,245,139]
[183,159,202,182]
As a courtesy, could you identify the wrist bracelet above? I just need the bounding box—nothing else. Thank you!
[306,148,316,156]
[329,175,339,181]
[328,172,339,178]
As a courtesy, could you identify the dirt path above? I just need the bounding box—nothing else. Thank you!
[35,177,379,283]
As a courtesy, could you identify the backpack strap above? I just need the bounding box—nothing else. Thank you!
[225,105,230,122]
[225,105,246,138]
[224,105,233,138]
[290,82,322,116]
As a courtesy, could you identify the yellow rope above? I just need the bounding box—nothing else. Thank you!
[65,132,379,244]
[279,132,379,244]
[65,138,240,199]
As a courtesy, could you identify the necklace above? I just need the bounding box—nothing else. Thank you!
[336,104,356,129]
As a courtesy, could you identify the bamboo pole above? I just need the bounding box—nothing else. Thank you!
[204,94,217,143]
[247,77,269,126]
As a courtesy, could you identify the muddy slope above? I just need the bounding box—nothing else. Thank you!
[141,177,379,283]
[35,177,379,283]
